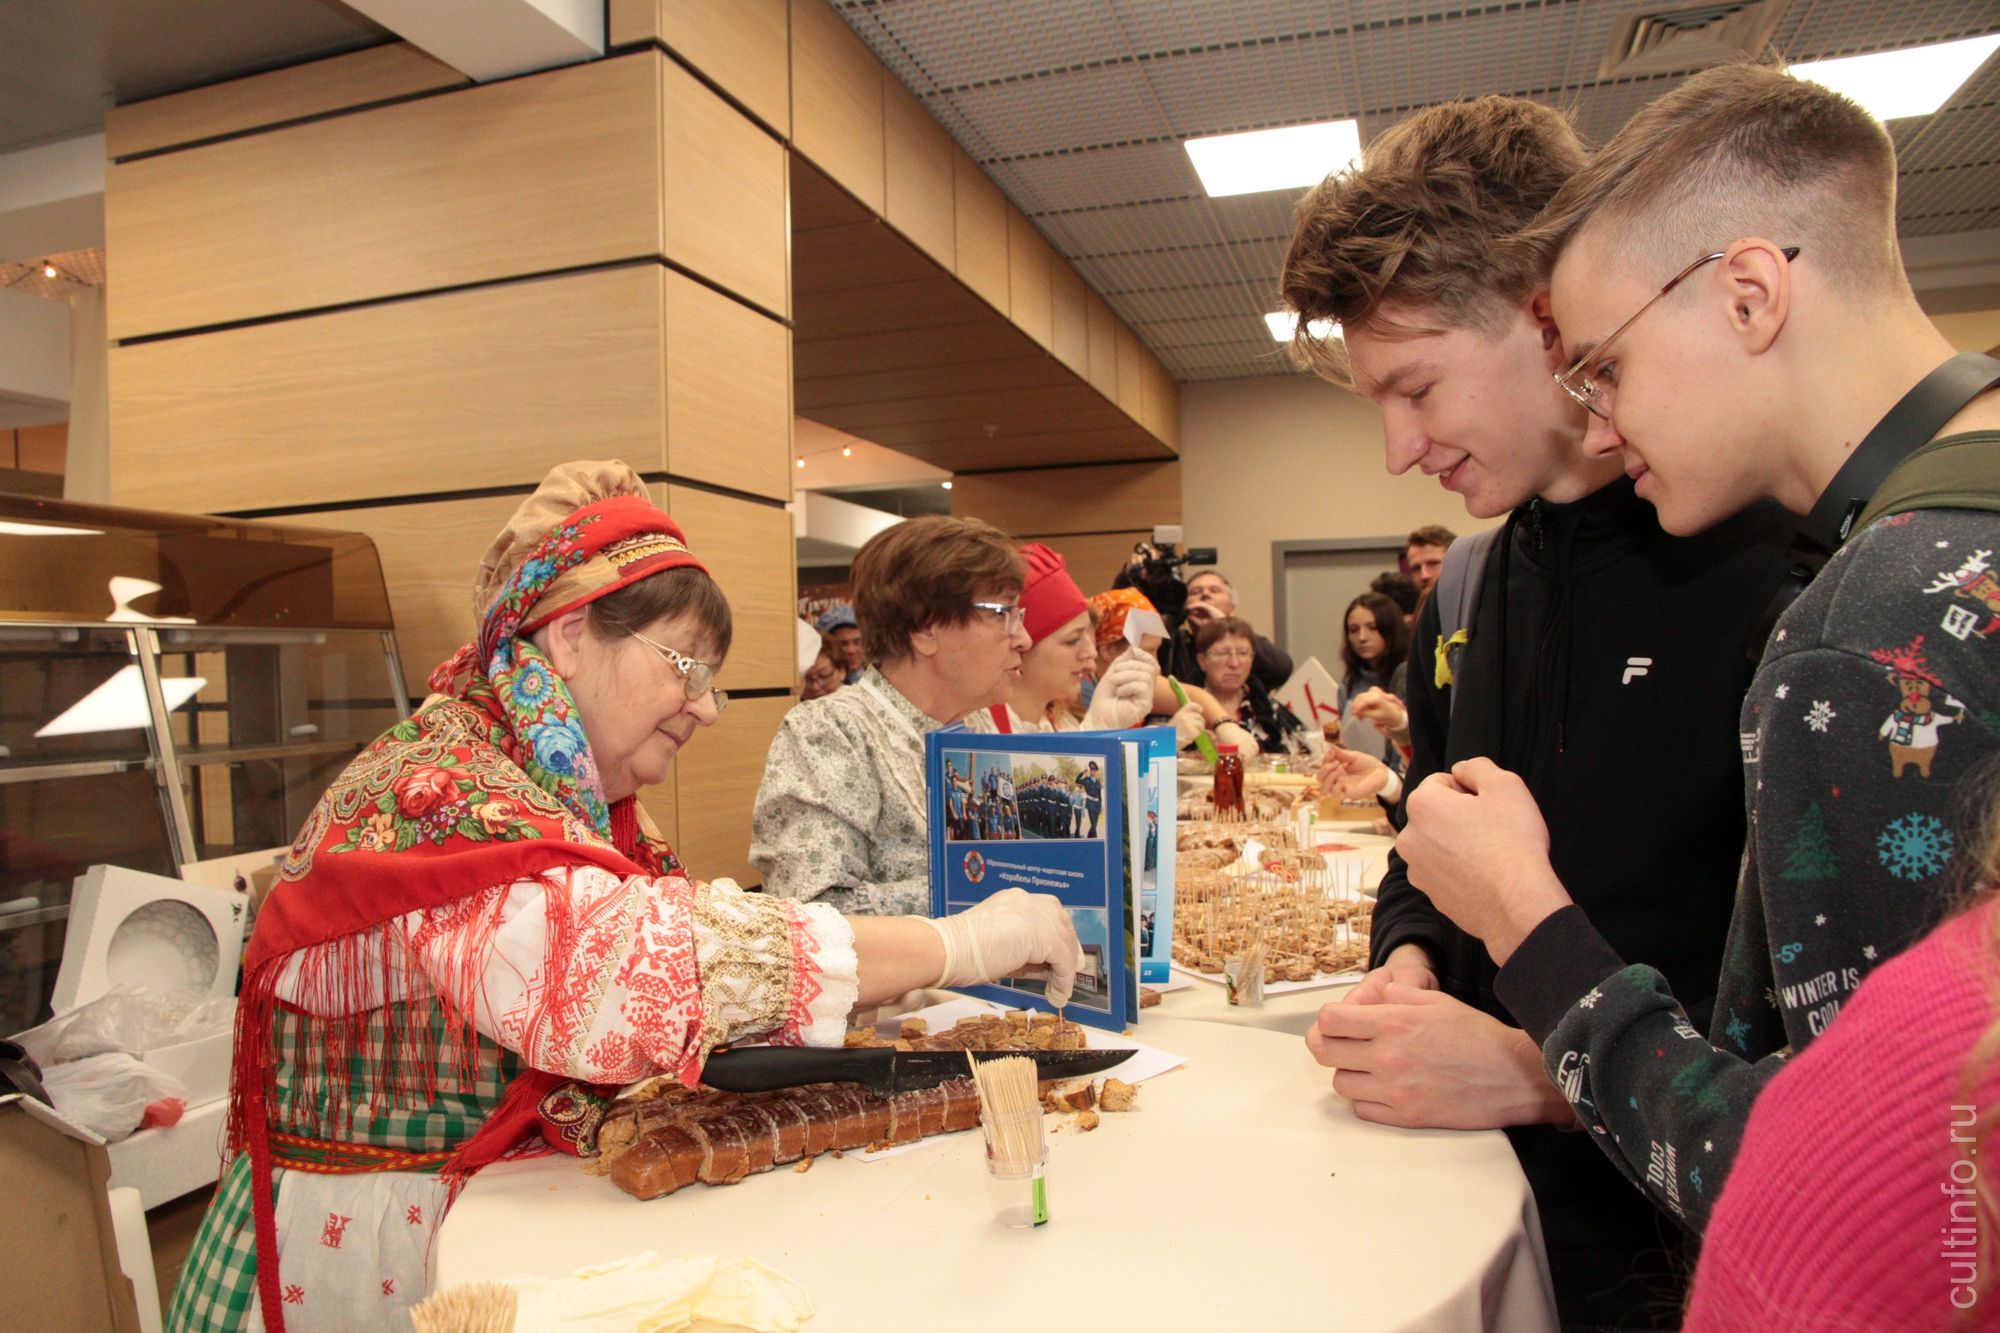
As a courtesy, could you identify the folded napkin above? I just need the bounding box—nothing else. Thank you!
[508,1252,812,1332]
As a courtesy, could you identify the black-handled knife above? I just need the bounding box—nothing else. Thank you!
[699,1045,1136,1096]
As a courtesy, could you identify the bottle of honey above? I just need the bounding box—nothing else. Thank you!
[1213,744,1244,816]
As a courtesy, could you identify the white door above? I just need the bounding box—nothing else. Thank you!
[1278,544,1403,679]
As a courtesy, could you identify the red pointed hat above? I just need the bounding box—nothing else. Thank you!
[1019,542,1088,645]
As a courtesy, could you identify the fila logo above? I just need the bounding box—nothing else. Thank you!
[1621,656,1654,685]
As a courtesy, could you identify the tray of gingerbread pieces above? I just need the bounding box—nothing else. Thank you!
[1172,818,1371,990]
[592,1012,1139,1201]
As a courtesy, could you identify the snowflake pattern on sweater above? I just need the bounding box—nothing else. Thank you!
[1496,497,2000,1234]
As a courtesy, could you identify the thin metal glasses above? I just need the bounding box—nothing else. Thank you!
[630,631,729,713]
[1556,246,1800,419]
[970,601,1028,632]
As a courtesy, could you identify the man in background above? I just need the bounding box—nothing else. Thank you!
[1403,525,1456,597]
[816,604,866,684]
[1159,569,1293,691]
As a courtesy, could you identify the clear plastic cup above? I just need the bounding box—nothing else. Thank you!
[985,1143,1049,1228]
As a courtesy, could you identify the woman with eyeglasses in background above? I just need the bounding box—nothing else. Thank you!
[753,515,1036,916]
[1195,615,1309,755]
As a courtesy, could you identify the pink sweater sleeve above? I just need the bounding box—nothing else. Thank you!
[1684,899,2000,1332]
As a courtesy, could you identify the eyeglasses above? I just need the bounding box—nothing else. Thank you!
[1202,646,1254,663]
[1555,246,1800,420]
[970,601,1027,632]
[629,632,729,713]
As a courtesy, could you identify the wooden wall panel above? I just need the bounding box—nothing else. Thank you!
[882,76,955,269]
[950,461,1182,536]
[1030,531,1154,595]
[1142,356,1182,451]
[108,265,669,514]
[1006,211,1053,350]
[1085,292,1119,401]
[1049,264,1089,378]
[672,694,787,886]
[107,54,662,340]
[789,0,884,213]
[104,43,467,160]
[636,780,680,859]
[610,0,790,136]
[661,60,790,317]
[665,271,792,502]
[1115,324,1146,418]
[279,493,522,692]
[17,423,67,475]
[952,147,1009,314]
[663,486,795,691]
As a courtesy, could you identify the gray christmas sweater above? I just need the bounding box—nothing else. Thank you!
[1496,465,2000,1235]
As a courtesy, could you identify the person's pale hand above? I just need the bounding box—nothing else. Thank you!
[1213,721,1257,753]
[1349,686,1409,741]
[1318,744,1389,800]
[1183,602,1221,625]
[1082,648,1158,730]
[1170,702,1206,750]
[1306,983,1573,1129]
[1398,759,1573,965]
[927,888,1086,1008]
[1342,943,1438,1005]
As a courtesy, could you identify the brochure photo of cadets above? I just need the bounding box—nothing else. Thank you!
[939,749,1106,842]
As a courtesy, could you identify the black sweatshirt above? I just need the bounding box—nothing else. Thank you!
[1370,478,1792,1327]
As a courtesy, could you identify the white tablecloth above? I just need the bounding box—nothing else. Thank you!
[437,1017,1556,1333]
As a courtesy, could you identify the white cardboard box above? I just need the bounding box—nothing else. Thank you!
[52,865,249,1015]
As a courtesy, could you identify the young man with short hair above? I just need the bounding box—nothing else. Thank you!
[1399,61,2000,1239]
[1403,524,1456,595]
[1281,94,1791,1326]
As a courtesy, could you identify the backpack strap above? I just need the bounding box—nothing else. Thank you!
[1430,526,1500,716]
[1852,430,2000,533]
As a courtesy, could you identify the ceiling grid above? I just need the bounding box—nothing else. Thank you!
[834,0,2000,380]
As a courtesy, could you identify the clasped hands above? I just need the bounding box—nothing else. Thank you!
[1303,758,1577,1130]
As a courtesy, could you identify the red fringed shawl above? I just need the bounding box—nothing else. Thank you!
[232,495,706,1331]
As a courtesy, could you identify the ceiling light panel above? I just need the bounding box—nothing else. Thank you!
[1185,119,1363,196]
[1792,33,2000,119]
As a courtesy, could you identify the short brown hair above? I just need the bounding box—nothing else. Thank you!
[1407,525,1457,551]
[851,516,1025,665]
[1194,615,1257,656]
[588,567,733,660]
[1280,96,1588,383]
[1519,61,1900,296]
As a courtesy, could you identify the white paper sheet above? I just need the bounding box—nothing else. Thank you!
[1170,964,1361,994]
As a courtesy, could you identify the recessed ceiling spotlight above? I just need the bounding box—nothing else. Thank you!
[795,457,805,469]
[41,263,58,279]
[1185,120,1363,197]
[841,446,853,457]
[940,481,953,491]
[1265,311,1340,343]
[1791,34,2000,121]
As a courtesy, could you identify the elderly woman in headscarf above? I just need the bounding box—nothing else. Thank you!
[169,464,1082,1333]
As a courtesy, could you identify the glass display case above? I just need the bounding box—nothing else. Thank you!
[0,493,408,1031]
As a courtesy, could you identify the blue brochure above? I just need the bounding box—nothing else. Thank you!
[926,730,1134,1031]
[1102,726,1177,985]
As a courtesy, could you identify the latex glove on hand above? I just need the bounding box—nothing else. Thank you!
[1170,702,1206,750]
[926,888,1086,1008]
[1348,687,1409,744]
[1081,648,1159,730]
[1213,721,1257,754]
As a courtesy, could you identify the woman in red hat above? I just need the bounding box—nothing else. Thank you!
[169,463,1083,1333]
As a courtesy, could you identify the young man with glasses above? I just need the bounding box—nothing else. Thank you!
[1398,62,2000,1238]
[1280,95,1791,1326]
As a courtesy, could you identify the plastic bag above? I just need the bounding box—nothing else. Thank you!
[15,985,235,1067]
[42,1051,188,1141]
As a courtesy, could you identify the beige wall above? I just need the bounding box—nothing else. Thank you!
[1179,374,1499,636]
